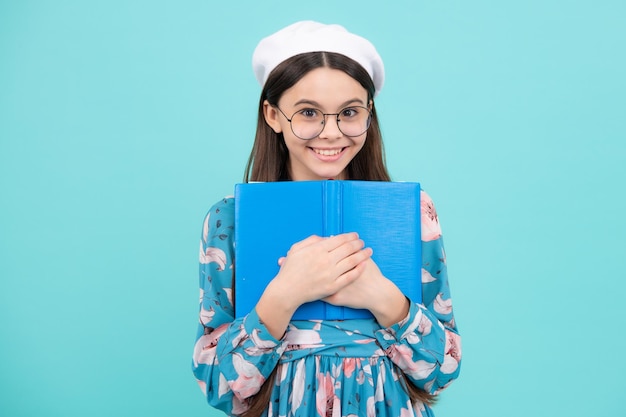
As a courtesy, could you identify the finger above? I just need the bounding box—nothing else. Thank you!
[335,247,373,275]
[334,258,368,287]
[320,232,360,252]
[288,235,325,253]
[328,238,366,264]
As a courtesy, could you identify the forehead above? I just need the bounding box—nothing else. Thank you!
[279,67,368,109]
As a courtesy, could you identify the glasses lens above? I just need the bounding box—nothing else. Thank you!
[290,109,324,140]
[289,106,371,140]
[337,106,371,137]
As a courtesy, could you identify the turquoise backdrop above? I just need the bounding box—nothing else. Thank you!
[1,1,625,416]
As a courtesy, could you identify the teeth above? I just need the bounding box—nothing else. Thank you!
[314,148,341,156]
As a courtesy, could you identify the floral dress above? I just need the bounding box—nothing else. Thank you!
[192,190,461,417]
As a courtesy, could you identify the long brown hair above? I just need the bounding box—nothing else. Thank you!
[243,51,391,183]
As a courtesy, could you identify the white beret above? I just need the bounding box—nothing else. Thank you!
[252,20,385,96]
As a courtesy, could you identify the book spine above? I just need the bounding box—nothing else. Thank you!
[323,180,342,237]
[323,181,345,320]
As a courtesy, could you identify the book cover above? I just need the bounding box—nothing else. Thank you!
[234,180,422,320]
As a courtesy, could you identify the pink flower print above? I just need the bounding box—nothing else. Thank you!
[434,294,453,316]
[420,191,441,242]
[400,310,423,342]
[231,395,249,416]
[343,357,360,378]
[441,331,462,374]
[374,363,386,402]
[332,397,341,417]
[277,362,289,385]
[360,362,374,386]
[223,288,233,306]
[316,372,339,417]
[387,344,436,381]
[399,400,415,417]
[250,328,278,349]
[366,396,376,417]
[202,213,211,243]
[284,326,323,350]
[199,306,215,326]
[417,312,433,336]
[445,317,456,330]
[356,368,366,385]
[421,268,436,284]
[230,352,265,399]
[192,323,228,367]
[230,323,248,348]
[354,339,385,356]
[290,359,306,411]
[245,329,279,357]
[199,241,227,271]
[218,373,230,398]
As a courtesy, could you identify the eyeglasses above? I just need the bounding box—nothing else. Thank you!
[274,105,372,140]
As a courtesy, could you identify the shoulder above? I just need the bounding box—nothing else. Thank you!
[419,188,436,206]
[419,188,442,241]
[201,196,235,244]
[205,196,235,219]
[418,187,440,214]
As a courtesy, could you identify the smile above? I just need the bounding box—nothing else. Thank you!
[312,148,344,156]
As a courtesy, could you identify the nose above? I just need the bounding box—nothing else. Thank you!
[318,113,342,139]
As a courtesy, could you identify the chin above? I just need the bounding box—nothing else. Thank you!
[315,169,348,180]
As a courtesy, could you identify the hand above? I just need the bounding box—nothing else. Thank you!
[322,258,385,310]
[272,233,373,310]
[324,258,410,327]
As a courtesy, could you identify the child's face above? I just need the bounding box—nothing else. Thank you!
[264,67,369,181]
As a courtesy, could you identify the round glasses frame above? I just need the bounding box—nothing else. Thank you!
[274,105,372,140]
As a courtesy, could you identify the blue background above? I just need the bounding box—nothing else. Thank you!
[1,1,625,416]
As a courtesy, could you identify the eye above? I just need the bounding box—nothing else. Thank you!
[341,107,359,118]
[298,108,320,118]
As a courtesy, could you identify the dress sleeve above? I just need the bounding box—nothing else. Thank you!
[374,190,462,394]
[191,198,286,415]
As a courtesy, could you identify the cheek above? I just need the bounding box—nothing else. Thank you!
[354,135,368,152]
[282,134,303,151]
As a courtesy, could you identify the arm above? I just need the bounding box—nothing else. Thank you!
[256,233,372,339]
[191,198,285,415]
[192,199,373,414]
[374,190,461,394]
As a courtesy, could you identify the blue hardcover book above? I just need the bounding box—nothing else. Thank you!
[234,180,422,320]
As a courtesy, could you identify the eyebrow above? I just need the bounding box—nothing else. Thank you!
[292,98,366,109]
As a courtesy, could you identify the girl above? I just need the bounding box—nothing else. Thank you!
[192,21,461,417]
